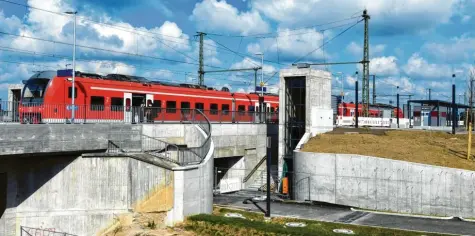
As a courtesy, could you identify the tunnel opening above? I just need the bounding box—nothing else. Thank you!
[214,156,243,184]
[0,172,6,217]
[283,76,306,198]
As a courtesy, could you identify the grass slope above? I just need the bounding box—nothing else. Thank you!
[302,129,475,171]
[184,208,448,236]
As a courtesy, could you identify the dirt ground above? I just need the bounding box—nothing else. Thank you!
[302,128,475,171]
[101,212,195,236]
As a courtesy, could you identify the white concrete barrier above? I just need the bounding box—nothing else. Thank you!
[294,151,475,218]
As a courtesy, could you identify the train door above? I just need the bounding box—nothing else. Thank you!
[231,98,236,123]
[145,94,153,123]
[146,94,153,106]
[254,102,260,123]
[265,102,270,121]
[124,93,132,123]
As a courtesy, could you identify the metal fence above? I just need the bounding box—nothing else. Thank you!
[107,109,212,166]
[20,226,77,236]
[0,100,278,124]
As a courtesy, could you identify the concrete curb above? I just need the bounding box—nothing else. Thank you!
[214,204,252,211]
[214,205,461,236]
[350,208,454,220]
[458,217,475,222]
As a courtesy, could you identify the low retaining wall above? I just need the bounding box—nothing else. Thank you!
[294,151,475,218]
[0,156,174,236]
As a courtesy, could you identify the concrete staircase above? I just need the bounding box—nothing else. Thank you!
[246,165,278,191]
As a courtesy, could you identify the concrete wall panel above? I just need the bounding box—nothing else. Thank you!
[0,156,174,236]
[294,151,475,218]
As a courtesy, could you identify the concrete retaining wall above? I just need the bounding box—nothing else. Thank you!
[294,151,475,218]
[0,155,173,236]
[167,125,214,225]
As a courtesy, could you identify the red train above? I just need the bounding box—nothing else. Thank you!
[337,102,404,118]
[19,70,279,124]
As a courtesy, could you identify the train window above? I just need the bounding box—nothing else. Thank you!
[152,100,161,113]
[90,96,104,111]
[222,104,230,115]
[210,103,218,115]
[126,98,131,112]
[271,107,275,112]
[195,103,204,111]
[181,102,190,114]
[181,102,190,109]
[68,87,77,98]
[238,105,246,114]
[248,106,255,112]
[166,101,176,113]
[111,97,123,112]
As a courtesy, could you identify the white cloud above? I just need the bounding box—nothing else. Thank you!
[346,41,386,56]
[192,39,221,66]
[247,28,326,61]
[190,0,270,35]
[231,57,276,73]
[376,77,416,93]
[0,0,193,65]
[143,69,174,79]
[251,0,460,34]
[345,75,357,86]
[369,56,399,76]
[0,11,22,33]
[403,53,452,79]
[461,15,471,23]
[423,36,475,61]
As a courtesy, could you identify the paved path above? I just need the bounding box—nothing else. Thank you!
[214,191,475,236]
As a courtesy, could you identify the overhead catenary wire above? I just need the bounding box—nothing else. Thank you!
[0,0,236,53]
[0,31,226,70]
[205,15,361,38]
[292,19,363,64]
[0,45,268,86]
[262,19,363,84]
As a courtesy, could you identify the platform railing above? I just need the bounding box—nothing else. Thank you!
[0,100,278,124]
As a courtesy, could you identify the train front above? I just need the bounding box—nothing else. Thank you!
[19,71,56,124]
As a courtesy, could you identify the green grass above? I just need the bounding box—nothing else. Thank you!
[184,208,450,236]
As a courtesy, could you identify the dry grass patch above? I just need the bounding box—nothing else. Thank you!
[302,129,475,171]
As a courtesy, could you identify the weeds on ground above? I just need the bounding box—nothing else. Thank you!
[146,220,156,229]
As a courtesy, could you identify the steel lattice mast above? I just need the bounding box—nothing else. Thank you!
[362,10,371,116]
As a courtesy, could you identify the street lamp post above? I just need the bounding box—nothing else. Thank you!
[65,11,77,123]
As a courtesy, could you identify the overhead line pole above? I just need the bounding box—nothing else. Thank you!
[362,9,371,117]
[197,32,206,86]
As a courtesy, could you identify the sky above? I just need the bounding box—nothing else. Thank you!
[0,0,474,105]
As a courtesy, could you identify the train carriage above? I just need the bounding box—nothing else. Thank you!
[18,70,279,124]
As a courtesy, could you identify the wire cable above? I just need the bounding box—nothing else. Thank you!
[0,31,225,69]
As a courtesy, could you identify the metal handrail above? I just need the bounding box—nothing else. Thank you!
[141,134,184,165]
[243,155,267,183]
[106,109,213,166]
[20,226,77,236]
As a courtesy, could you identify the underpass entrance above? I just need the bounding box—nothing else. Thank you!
[0,172,6,217]
[283,76,306,198]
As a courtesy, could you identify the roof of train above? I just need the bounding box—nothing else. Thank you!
[33,70,278,99]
